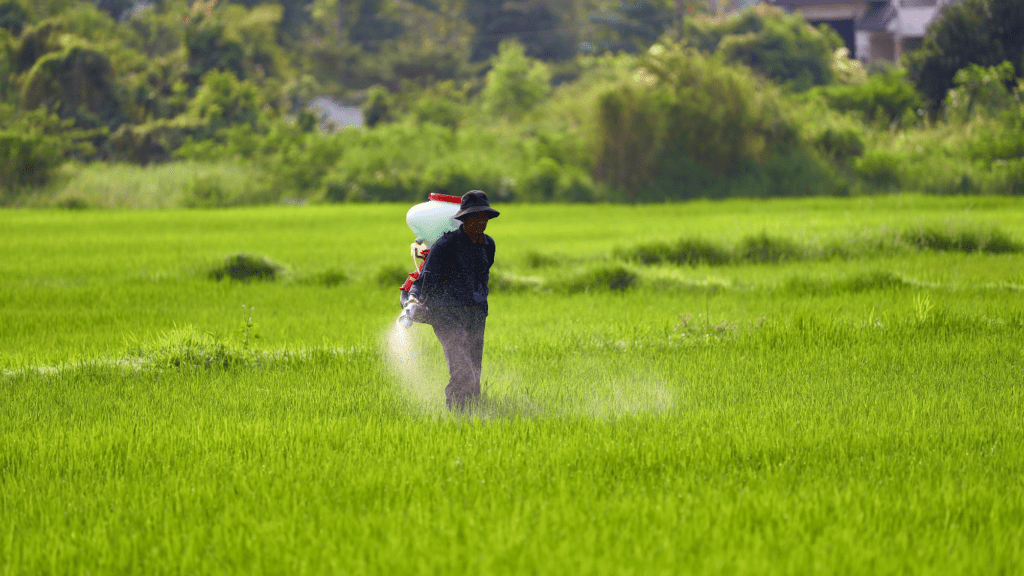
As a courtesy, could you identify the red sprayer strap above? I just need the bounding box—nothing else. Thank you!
[400,251,430,291]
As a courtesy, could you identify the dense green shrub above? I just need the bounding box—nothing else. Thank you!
[183,69,265,133]
[811,67,924,125]
[362,85,394,128]
[854,149,902,190]
[683,6,843,90]
[943,62,1016,121]
[20,42,126,130]
[798,110,865,164]
[589,43,834,201]
[407,81,469,130]
[0,130,62,197]
[482,40,551,120]
[0,106,100,199]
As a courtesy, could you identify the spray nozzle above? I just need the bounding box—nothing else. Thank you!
[397,295,427,329]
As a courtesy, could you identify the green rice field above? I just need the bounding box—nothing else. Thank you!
[1,194,1022,574]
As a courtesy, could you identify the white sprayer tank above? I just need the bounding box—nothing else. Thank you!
[406,193,462,246]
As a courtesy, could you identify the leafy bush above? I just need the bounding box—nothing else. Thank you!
[181,174,227,208]
[943,61,1016,121]
[0,106,100,200]
[589,43,820,201]
[854,149,902,190]
[362,85,394,128]
[0,130,63,198]
[20,41,126,130]
[517,157,600,203]
[183,69,265,133]
[407,81,470,130]
[684,6,843,90]
[812,67,924,125]
[802,114,865,164]
[482,40,551,120]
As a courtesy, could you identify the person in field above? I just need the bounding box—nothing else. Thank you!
[409,191,499,411]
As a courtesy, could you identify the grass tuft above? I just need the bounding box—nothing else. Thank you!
[556,264,639,293]
[739,232,802,264]
[901,226,1024,254]
[377,263,413,288]
[208,254,283,282]
[619,238,730,266]
[523,250,563,268]
[299,268,349,287]
[784,270,911,295]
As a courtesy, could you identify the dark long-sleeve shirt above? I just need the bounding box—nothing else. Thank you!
[409,226,495,316]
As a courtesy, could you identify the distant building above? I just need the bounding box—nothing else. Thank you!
[765,0,961,62]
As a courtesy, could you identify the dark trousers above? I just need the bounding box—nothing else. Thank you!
[431,306,487,410]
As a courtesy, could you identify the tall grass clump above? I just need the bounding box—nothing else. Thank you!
[616,237,731,266]
[901,226,1023,254]
[554,264,639,293]
[48,161,278,209]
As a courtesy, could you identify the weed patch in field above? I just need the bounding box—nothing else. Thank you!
[376,263,412,288]
[739,232,803,263]
[208,253,284,282]
[619,225,1022,269]
[900,226,1023,254]
[617,238,730,266]
[298,268,349,287]
[523,250,563,268]
[784,270,912,295]
[554,264,639,293]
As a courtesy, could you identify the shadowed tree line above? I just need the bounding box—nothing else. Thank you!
[0,0,1021,203]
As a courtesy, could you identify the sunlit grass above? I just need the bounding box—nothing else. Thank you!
[1,196,1023,574]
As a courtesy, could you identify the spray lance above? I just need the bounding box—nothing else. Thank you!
[396,193,463,329]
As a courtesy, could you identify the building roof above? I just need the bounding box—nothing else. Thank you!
[858,3,895,31]
[894,6,941,37]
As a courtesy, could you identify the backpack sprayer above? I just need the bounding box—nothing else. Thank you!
[396,193,463,329]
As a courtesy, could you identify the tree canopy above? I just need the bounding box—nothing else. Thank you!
[907,0,1024,109]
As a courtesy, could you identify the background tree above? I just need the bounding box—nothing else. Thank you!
[465,0,578,61]
[582,0,673,54]
[481,39,552,119]
[906,0,1024,110]
[94,0,136,21]
[0,0,31,35]
[682,6,843,90]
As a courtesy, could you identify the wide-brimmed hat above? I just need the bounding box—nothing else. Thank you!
[454,190,500,221]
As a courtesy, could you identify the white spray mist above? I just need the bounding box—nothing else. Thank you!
[381,322,445,412]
